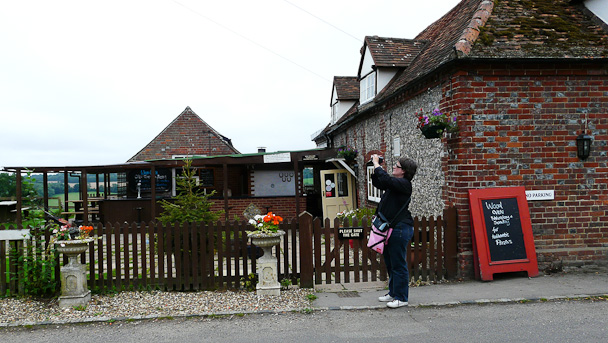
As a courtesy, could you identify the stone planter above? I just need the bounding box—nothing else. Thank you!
[248,230,285,296]
[55,239,94,308]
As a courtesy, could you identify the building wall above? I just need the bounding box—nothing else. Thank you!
[210,196,307,222]
[443,61,608,276]
[331,85,447,218]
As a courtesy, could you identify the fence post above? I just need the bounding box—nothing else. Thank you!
[444,207,458,279]
[298,212,314,288]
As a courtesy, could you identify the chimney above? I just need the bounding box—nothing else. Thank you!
[257,147,266,153]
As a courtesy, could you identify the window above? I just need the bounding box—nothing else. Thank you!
[331,102,338,124]
[360,72,376,104]
[336,172,349,197]
[367,166,383,202]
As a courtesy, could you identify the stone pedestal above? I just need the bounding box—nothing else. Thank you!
[249,231,285,296]
[55,239,93,309]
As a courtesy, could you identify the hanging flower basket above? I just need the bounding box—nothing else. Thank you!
[420,124,447,139]
[417,108,458,139]
[337,146,358,161]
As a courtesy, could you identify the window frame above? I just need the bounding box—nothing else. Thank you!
[367,165,382,202]
[360,71,376,104]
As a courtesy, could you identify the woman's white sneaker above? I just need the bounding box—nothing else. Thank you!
[378,294,394,302]
[387,300,408,308]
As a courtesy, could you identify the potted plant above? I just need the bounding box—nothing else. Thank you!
[416,108,458,139]
[247,212,285,296]
[247,212,285,245]
[337,146,358,161]
[50,222,96,308]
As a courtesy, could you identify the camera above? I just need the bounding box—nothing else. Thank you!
[369,156,384,164]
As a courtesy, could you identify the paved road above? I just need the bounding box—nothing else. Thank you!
[2,299,606,343]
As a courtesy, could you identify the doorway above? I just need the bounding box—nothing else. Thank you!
[320,169,355,225]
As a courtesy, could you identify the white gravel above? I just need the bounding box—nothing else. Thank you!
[0,288,315,326]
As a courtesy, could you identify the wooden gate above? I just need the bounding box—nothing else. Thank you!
[298,207,458,287]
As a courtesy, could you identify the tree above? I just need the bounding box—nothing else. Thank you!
[0,172,16,198]
[157,159,223,224]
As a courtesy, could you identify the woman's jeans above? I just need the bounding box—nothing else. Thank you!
[384,222,414,302]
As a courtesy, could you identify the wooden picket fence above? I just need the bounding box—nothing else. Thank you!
[298,207,458,287]
[1,208,458,296]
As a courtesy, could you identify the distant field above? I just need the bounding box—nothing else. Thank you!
[50,192,105,209]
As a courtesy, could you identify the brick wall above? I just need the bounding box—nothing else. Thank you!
[209,197,306,222]
[443,61,608,276]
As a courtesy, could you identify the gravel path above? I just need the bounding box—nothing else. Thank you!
[0,288,315,326]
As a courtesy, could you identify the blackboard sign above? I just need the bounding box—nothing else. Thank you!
[481,197,527,262]
[127,168,172,194]
[198,169,215,188]
[469,187,538,281]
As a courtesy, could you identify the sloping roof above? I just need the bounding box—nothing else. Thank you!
[332,76,359,105]
[128,107,239,162]
[314,0,608,141]
[360,36,427,70]
[468,0,608,58]
[379,0,487,97]
[381,0,608,99]
[334,76,359,100]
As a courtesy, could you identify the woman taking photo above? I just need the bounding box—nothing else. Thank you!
[371,154,417,308]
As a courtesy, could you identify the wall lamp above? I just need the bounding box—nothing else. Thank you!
[576,133,593,160]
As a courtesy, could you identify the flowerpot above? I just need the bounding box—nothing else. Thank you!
[55,239,93,265]
[420,124,446,139]
[247,230,285,296]
[249,230,285,249]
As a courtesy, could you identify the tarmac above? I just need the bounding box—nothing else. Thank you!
[312,271,608,310]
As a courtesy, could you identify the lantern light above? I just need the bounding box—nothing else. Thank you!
[576,134,592,160]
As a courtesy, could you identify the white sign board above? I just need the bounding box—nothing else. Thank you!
[252,170,296,196]
[0,229,31,240]
[263,153,291,163]
[526,190,554,201]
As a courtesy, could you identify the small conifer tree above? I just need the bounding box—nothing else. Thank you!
[157,159,223,224]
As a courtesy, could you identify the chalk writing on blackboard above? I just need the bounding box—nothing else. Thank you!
[481,198,527,262]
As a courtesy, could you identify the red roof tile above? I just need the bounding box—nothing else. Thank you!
[333,76,359,101]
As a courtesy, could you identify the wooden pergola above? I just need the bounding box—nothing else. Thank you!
[3,148,338,226]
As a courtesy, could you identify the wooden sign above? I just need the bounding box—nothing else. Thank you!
[338,226,364,240]
[468,187,538,281]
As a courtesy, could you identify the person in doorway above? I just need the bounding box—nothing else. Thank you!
[371,154,417,308]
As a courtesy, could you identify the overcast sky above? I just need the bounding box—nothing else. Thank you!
[0,0,460,168]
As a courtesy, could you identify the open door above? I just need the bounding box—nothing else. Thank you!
[320,169,355,226]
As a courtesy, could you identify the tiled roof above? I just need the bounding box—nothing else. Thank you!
[379,0,608,100]
[333,76,359,101]
[316,0,608,140]
[379,0,484,98]
[363,36,427,69]
[469,0,608,58]
[128,107,239,162]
